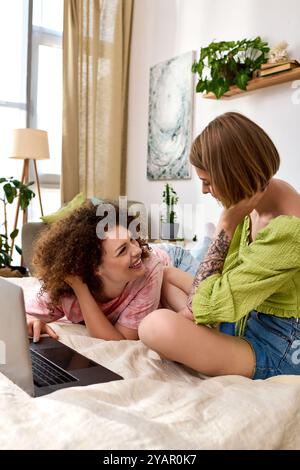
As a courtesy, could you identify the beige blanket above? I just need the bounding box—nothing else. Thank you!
[1,278,300,450]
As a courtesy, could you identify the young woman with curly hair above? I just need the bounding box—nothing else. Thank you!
[26,201,200,342]
[139,112,300,380]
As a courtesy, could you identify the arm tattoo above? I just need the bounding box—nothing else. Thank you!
[187,229,231,312]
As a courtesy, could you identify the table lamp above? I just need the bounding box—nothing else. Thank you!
[9,128,50,232]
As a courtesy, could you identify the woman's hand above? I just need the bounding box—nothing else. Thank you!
[65,275,85,290]
[217,190,266,237]
[26,314,58,343]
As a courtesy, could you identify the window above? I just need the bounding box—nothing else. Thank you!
[0,0,28,178]
[0,0,63,223]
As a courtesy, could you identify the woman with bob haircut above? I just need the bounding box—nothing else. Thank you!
[26,200,200,342]
[139,112,300,380]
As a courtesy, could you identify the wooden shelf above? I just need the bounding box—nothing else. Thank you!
[203,67,300,99]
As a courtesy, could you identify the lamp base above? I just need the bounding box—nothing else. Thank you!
[11,158,44,263]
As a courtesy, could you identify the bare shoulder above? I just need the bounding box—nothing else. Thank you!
[275,179,300,217]
[276,178,299,194]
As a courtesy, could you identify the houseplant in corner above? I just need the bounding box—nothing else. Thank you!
[192,37,270,98]
[0,177,35,277]
[161,183,179,240]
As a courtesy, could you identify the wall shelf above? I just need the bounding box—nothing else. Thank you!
[203,67,300,99]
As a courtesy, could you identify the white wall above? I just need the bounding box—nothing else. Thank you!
[126,0,300,240]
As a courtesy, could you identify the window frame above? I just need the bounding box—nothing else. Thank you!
[29,17,62,187]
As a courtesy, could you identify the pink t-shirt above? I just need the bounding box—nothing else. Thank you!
[26,247,170,330]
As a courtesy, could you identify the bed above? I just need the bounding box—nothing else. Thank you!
[1,276,300,450]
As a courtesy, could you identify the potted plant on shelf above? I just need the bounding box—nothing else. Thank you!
[192,37,270,99]
[0,177,35,277]
[161,183,179,240]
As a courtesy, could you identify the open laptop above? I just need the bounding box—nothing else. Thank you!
[0,278,123,397]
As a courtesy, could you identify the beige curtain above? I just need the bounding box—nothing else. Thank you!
[62,0,134,203]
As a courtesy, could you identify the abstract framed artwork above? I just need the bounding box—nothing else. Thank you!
[147,51,195,180]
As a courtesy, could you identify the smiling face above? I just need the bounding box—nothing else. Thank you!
[98,225,146,285]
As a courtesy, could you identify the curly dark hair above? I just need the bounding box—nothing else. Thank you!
[33,200,150,310]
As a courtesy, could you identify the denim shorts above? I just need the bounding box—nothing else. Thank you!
[220,311,300,380]
[153,244,200,276]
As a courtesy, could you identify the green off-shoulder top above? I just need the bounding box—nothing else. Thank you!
[192,215,300,336]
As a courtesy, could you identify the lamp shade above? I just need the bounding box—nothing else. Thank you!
[9,128,50,160]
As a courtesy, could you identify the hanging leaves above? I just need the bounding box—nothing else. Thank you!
[192,37,270,99]
[0,177,35,267]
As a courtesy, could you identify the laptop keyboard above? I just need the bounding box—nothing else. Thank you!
[30,349,77,388]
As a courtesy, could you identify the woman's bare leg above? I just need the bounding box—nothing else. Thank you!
[138,309,255,378]
[161,267,193,311]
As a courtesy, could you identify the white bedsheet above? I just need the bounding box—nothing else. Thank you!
[1,277,300,450]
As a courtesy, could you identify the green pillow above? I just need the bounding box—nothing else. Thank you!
[41,192,86,224]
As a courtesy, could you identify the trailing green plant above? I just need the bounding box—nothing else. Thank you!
[0,177,35,267]
[192,37,270,99]
[162,183,178,224]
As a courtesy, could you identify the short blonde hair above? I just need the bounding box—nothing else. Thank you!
[189,112,280,207]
